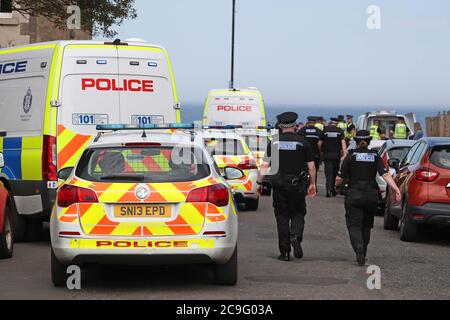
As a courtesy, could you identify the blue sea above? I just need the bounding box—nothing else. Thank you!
[181,104,448,128]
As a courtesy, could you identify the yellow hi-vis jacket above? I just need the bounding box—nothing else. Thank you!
[394,123,407,139]
[315,123,324,131]
[369,125,381,140]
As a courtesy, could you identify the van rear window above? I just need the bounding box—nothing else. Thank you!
[430,146,450,169]
[205,138,246,156]
[76,146,210,183]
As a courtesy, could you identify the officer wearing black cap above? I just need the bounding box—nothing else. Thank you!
[335,130,401,266]
[298,116,323,186]
[346,115,356,140]
[319,117,347,197]
[257,112,317,262]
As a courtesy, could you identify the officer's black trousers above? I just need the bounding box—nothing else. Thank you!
[324,159,340,193]
[344,188,378,255]
[272,188,307,254]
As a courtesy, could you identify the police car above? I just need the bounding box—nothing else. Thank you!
[202,127,260,211]
[50,124,241,286]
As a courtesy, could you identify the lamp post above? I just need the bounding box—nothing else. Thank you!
[229,0,236,90]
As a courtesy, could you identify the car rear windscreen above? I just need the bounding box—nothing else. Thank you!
[430,146,450,169]
[205,138,246,156]
[76,146,210,183]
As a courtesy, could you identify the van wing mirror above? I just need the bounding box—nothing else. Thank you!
[388,158,400,171]
[58,167,74,181]
[0,153,4,168]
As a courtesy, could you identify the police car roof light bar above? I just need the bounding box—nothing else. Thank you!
[96,123,196,131]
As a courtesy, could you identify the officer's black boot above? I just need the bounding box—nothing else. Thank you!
[278,252,290,261]
[326,188,331,198]
[356,245,366,266]
[291,239,303,259]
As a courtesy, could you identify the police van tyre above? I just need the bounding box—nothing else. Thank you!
[26,220,43,242]
[12,204,27,243]
[0,206,14,259]
[383,191,399,230]
[213,246,237,286]
[399,201,418,242]
[51,248,69,287]
[245,198,259,211]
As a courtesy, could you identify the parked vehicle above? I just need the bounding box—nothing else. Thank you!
[376,140,416,213]
[356,110,416,139]
[0,153,14,259]
[384,137,450,242]
[0,39,180,241]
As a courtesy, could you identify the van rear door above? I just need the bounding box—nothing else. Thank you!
[203,91,266,126]
[57,45,121,170]
[404,113,417,136]
[117,47,179,125]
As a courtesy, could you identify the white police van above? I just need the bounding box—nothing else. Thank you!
[0,39,181,241]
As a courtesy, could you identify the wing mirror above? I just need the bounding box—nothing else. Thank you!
[388,158,400,171]
[223,166,244,180]
[0,153,4,169]
[58,167,74,181]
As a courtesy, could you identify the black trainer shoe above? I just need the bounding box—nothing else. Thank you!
[291,239,304,259]
[356,246,366,266]
[278,252,290,261]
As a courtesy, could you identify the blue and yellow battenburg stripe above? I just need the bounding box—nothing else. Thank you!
[0,136,43,180]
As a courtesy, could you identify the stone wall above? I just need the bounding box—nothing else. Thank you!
[0,11,91,48]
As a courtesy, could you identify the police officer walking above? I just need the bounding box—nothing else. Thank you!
[335,131,401,266]
[298,116,323,186]
[257,112,317,262]
[319,117,347,197]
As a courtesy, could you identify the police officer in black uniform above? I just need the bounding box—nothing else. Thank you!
[298,116,323,186]
[319,117,347,197]
[335,130,401,266]
[257,112,317,261]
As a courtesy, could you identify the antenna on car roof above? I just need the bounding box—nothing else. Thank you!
[142,130,147,138]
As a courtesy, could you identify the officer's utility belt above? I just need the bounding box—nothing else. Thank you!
[348,180,379,191]
[269,172,310,191]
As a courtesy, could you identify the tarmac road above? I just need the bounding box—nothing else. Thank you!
[1,174,449,300]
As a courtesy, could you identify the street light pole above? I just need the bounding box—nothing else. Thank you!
[229,0,236,89]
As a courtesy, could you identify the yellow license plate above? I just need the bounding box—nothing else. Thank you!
[114,204,172,218]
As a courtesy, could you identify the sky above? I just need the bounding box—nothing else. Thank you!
[98,0,450,108]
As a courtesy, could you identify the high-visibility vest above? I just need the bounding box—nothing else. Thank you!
[315,123,324,131]
[369,125,380,140]
[345,122,353,138]
[338,122,347,137]
[394,123,407,139]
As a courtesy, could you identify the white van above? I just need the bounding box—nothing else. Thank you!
[202,88,266,127]
[356,110,417,139]
[0,39,180,240]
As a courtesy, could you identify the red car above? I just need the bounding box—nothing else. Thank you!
[0,159,13,259]
[384,138,450,242]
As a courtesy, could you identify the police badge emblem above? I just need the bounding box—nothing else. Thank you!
[23,87,33,114]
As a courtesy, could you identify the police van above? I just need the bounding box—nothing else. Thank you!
[0,39,181,241]
[202,88,266,127]
[203,88,269,167]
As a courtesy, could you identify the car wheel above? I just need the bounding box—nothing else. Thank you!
[245,198,259,211]
[383,193,399,230]
[399,202,418,242]
[51,248,68,287]
[12,204,27,243]
[0,206,13,259]
[26,220,43,242]
[213,246,237,286]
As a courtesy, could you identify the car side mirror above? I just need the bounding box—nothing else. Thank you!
[0,153,4,169]
[224,166,244,180]
[58,167,74,181]
[388,158,400,171]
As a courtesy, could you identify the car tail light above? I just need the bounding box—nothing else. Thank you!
[58,185,98,208]
[186,184,229,207]
[42,135,57,181]
[237,159,257,170]
[415,168,439,182]
[381,152,388,168]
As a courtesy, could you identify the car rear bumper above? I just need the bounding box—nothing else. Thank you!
[408,202,450,226]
